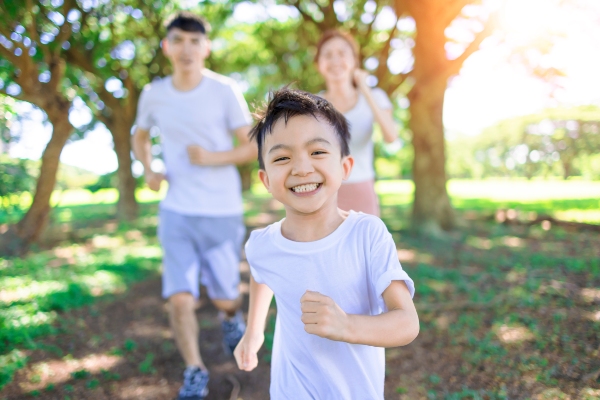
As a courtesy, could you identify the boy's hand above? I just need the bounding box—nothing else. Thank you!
[187,145,216,165]
[300,290,349,342]
[234,332,264,372]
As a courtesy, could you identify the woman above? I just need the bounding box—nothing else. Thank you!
[316,30,398,216]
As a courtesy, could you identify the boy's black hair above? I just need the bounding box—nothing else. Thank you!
[164,12,211,35]
[250,88,351,169]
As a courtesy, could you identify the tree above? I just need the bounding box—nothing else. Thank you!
[391,0,498,233]
[0,0,78,255]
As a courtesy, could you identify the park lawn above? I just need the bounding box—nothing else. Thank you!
[0,204,163,391]
[0,179,599,398]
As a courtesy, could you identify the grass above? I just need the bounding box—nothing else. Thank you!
[0,179,599,396]
[0,208,162,390]
[379,205,600,397]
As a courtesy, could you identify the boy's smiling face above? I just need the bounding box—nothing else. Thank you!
[258,115,353,215]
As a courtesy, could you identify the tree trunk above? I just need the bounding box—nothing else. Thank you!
[408,79,455,234]
[0,112,72,256]
[110,120,138,221]
[562,160,572,180]
[407,6,456,234]
[238,163,254,192]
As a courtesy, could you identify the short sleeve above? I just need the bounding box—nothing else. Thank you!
[245,234,265,284]
[371,88,393,110]
[369,219,415,304]
[225,81,252,132]
[135,84,155,130]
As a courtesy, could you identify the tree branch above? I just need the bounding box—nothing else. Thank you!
[444,13,496,78]
[26,0,50,64]
[287,1,326,32]
[363,1,383,57]
[375,24,398,81]
[51,0,76,59]
[441,0,473,27]
[393,0,409,17]
[0,34,21,67]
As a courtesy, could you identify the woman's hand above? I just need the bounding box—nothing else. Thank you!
[353,69,370,92]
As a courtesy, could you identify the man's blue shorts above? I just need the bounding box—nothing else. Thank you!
[158,208,245,300]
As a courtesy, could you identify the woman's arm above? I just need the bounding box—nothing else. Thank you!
[354,69,399,144]
[300,280,419,347]
[234,276,274,371]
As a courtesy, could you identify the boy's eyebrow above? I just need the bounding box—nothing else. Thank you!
[267,138,332,155]
[267,144,291,154]
[306,138,332,147]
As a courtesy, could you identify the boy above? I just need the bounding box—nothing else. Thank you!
[131,12,256,400]
[234,89,419,398]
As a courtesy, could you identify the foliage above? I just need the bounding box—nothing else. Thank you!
[84,171,144,193]
[446,106,600,180]
[0,155,36,213]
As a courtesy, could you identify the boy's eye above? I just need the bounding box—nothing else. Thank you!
[312,151,327,156]
[274,157,289,162]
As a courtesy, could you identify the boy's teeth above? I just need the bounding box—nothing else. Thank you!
[292,183,319,193]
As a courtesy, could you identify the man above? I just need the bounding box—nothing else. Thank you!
[131,12,256,400]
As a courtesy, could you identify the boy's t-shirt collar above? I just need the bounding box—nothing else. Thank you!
[271,210,361,253]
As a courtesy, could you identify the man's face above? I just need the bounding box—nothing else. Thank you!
[162,28,209,74]
[258,115,353,216]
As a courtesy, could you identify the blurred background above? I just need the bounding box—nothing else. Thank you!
[1,0,599,399]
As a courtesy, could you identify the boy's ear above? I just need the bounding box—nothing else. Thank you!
[161,38,169,56]
[258,169,272,193]
[203,38,211,58]
[341,155,354,181]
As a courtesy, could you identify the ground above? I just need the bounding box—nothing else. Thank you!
[1,180,600,399]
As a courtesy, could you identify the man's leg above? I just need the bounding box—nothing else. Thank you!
[168,292,207,370]
[212,297,242,318]
[159,209,210,400]
[196,215,246,355]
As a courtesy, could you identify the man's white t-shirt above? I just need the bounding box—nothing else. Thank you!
[245,211,415,399]
[344,88,392,184]
[135,70,252,216]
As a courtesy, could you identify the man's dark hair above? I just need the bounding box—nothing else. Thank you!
[250,88,351,170]
[164,12,211,35]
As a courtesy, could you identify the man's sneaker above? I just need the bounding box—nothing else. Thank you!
[221,311,246,356]
[177,366,209,400]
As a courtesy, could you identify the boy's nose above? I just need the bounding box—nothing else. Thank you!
[291,156,314,176]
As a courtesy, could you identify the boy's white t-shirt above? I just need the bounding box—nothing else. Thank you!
[245,211,415,400]
[135,70,252,216]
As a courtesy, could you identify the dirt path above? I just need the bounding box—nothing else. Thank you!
[2,278,271,400]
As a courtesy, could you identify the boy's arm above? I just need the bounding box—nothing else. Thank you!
[300,280,419,347]
[131,127,164,191]
[187,125,258,166]
[234,276,273,371]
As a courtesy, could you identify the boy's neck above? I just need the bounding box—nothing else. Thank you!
[281,200,349,242]
[171,67,204,92]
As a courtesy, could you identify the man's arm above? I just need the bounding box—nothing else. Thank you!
[234,276,274,371]
[300,280,419,347]
[131,127,164,191]
[187,125,258,166]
